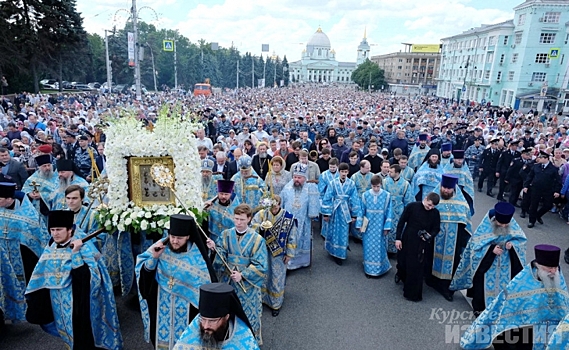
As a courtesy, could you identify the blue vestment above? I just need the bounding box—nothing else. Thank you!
[230,173,265,208]
[461,264,569,350]
[321,178,362,259]
[136,241,212,349]
[350,171,372,240]
[214,227,268,344]
[281,182,320,270]
[318,170,339,239]
[412,162,443,200]
[408,145,430,170]
[173,315,260,350]
[383,177,414,254]
[357,189,392,276]
[444,162,476,215]
[201,174,222,203]
[208,198,240,243]
[547,312,569,350]
[400,166,415,184]
[47,176,90,210]
[22,169,59,222]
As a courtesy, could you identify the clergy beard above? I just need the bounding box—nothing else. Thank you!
[537,267,561,290]
[40,167,54,179]
[59,177,71,190]
[168,242,188,254]
[259,152,267,158]
[202,176,212,187]
[293,181,303,189]
[440,191,454,200]
[491,221,510,236]
[199,320,229,347]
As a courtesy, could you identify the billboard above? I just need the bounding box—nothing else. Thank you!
[411,44,440,53]
[128,32,135,67]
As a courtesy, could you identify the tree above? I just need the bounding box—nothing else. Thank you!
[351,59,386,91]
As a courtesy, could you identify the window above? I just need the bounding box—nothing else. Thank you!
[406,59,411,63]
[543,12,561,23]
[485,70,491,79]
[508,71,515,81]
[531,72,547,82]
[503,36,509,45]
[488,36,496,46]
[535,53,549,64]
[499,54,505,64]
[518,13,526,26]
[398,58,403,62]
[515,32,523,44]
[397,66,402,70]
[540,33,556,44]
[512,53,519,63]
[497,71,502,81]
[487,52,494,63]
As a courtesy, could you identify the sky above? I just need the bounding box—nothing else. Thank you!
[77,0,522,63]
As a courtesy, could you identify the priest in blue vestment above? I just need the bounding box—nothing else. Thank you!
[136,214,216,350]
[206,179,240,243]
[318,158,339,239]
[230,155,266,208]
[440,142,454,167]
[251,194,296,316]
[451,202,526,314]
[201,159,223,203]
[357,175,393,277]
[461,244,569,350]
[281,163,320,270]
[174,283,260,350]
[383,164,415,254]
[0,182,47,325]
[444,150,476,215]
[22,153,58,221]
[321,162,362,265]
[47,159,89,210]
[413,148,443,201]
[407,133,430,171]
[426,174,472,302]
[25,210,123,350]
[206,204,268,345]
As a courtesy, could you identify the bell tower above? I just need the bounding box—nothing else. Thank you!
[357,27,371,65]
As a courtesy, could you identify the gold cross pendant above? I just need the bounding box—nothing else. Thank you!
[168,276,175,289]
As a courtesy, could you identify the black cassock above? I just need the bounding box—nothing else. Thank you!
[395,201,441,301]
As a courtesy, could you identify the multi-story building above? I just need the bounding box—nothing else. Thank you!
[436,0,569,112]
[371,44,441,95]
[289,27,369,84]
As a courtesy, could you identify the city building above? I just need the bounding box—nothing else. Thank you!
[370,44,441,95]
[289,27,369,84]
[436,0,569,113]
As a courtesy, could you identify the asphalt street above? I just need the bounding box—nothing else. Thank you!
[1,190,568,349]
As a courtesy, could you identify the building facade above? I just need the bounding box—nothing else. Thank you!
[436,0,569,112]
[289,28,369,84]
[371,47,441,95]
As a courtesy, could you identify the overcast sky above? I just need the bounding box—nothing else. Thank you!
[78,0,521,62]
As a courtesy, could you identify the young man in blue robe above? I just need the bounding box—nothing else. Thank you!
[64,185,100,241]
[426,174,472,302]
[205,179,240,243]
[251,194,296,316]
[413,148,443,201]
[444,149,476,215]
[451,202,526,315]
[461,244,569,350]
[398,155,415,183]
[350,159,372,240]
[174,283,260,350]
[358,175,393,277]
[318,157,339,239]
[383,164,415,255]
[321,162,362,265]
[25,210,123,350]
[439,142,454,167]
[230,155,266,208]
[0,182,47,326]
[206,204,268,345]
[136,214,216,350]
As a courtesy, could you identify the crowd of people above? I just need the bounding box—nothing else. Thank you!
[0,85,569,349]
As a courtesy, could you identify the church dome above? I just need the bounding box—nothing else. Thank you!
[307,27,331,48]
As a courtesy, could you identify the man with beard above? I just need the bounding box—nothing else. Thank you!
[47,158,88,210]
[136,214,216,350]
[412,148,443,201]
[407,133,430,171]
[444,150,476,215]
[206,204,268,344]
[230,155,266,207]
[321,163,362,265]
[461,244,569,349]
[383,164,415,255]
[25,210,123,350]
[173,283,260,349]
[281,163,321,269]
[251,142,272,181]
[425,174,472,302]
[439,142,453,167]
[205,180,240,243]
[0,182,48,327]
[201,159,222,203]
[395,192,441,302]
[251,194,296,316]
[22,153,58,219]
[451,202,526,315]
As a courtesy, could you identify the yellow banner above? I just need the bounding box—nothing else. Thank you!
[411,44,440,53]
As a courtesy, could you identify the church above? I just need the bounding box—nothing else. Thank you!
[289,27,370,84]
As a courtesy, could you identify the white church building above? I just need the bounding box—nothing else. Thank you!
[289,27,370,84]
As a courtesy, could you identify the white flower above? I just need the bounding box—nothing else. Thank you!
[150,222,157,229]
[112,214,119,222]
[164,221,170,230]
[140,220,149,231]
[104,220,112,227]
[117,223,125,231]
[125,218,132,226]
[145,211,152,218]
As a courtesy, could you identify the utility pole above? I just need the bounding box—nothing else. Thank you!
[174,39,177,89]
[236,59,239,89]
[252,57,254,88]
[147,43,157,92]
[132,0,142,100]
[262,55,266,88]
[105,29,112,93]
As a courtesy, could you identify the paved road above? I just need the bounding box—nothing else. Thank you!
[1,191,568,349]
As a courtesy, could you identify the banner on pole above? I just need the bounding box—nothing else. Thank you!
[258,78,265,87]
[128,32,135,67]
[163,40,174,52]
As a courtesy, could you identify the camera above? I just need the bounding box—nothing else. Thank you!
[418,230,432,242]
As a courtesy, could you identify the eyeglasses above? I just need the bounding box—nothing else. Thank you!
[200,316,223,325]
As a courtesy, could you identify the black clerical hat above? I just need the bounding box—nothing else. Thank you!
[0,182,16,199]
[169,214,196,238]
[48,210,74,229]
[35,154,52,167]
[199,283,254,333]
[452,150,464,159]
[493,202,515,224]
[534,244,561,267]
[56,159,74,172]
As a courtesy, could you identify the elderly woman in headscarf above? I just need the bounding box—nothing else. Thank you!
[20,131,32,146]
[265,156,291,196]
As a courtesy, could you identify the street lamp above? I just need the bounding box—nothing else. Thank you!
[456,57,470,103]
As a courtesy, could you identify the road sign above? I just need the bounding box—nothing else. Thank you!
[163,40,174,52]
[549,48,560,59]
[462,86,466,93]
[481,98,486,104]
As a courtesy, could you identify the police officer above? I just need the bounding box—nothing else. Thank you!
[505,147,533,209]
[217,114,234,137]
[495,140,521,202]
[477,138,501,197]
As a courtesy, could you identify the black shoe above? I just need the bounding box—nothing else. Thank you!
[473,311,482,318]
[352,237,362,244]
[365,274,372,279]
[394,274,401,284]
[333,257,343,266]
[487,192,494,197]
[528,222,535,228]
[442,292,454,302]
[478,188,483,193]
[272,309,280,317]
[537,218,544,224]
[520,212,526,218]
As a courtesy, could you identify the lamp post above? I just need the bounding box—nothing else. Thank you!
[456,56,470,103]
[146,42,157,92]
[104,29,112,94]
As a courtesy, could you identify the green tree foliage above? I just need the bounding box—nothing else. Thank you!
[351,59,386,91]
